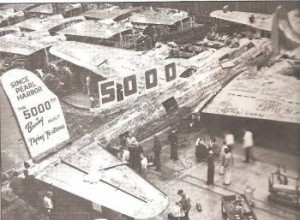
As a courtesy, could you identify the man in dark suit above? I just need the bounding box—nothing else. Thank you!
[153,135,162,171]
[176,189,191,220]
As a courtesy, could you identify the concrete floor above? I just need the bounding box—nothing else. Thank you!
[138,128,299,220]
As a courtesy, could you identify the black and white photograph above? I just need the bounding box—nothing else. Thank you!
[1,1,299,220]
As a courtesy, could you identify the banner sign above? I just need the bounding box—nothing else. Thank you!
[98,79,117,106]
[98,62,177,106]
[1,69,70,158]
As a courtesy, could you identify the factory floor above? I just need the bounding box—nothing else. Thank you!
[138,127,299,220]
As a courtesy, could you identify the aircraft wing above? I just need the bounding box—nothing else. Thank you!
[49,41,193,88]
[210,10,273,31]
[203,59,300,124]
[210,8,300,46]
[49,41,142,83]
[35,142,169,219]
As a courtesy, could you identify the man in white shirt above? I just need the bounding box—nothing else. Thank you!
[224,131,235,164]
[43,191,53,215]
[126,132,139,170]
[126,132,138,149]
[140,153,148,177]
[243,129,254,163]
[121,147,130,163]
[225,132,235,148]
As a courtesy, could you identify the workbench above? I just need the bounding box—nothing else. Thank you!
[221,194,257,220]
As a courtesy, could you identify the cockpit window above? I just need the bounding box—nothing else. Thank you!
[179,67,196,78]
[246,42,255,49]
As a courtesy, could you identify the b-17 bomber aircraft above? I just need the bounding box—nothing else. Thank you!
[1,5,300,220]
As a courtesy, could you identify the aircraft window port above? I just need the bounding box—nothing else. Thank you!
[254,51,263,58]
[98,137,109,147]
[179,67,196,78]
[162,97,179,115]
[246,42,255,49]
[219,53,229,62]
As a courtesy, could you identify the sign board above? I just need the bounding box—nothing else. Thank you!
[1,69,70,158]
[97,63,177,106]
[98,79,117,106]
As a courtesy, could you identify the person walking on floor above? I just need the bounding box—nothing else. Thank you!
[153,135,162,171]
[176,189,191,220]
[222,148,233,185]
[206,150,215,185]
[168,127,178,161]
[243,129,254,163]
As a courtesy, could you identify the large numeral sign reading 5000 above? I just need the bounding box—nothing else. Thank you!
[98,63,176,106]
[99,80,116,105]
[123,75,137,97]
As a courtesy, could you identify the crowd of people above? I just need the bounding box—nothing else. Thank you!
[117,126,254,220]
[118,126,255,220]
[195,129,254,186]
[118,132,149,176]
[118,127,254,185]
[167,128,254,219]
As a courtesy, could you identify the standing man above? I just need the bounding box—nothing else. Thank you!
[130,147,140,172]
[126,132,138,149]
[82,74,91,96]
[219,141,228,175]
[153,135,162,171]
[210,136,221,156]
[140,153,148,177]
[89,95,97,108]
[224,131,235,164]
[10,172,24,196]
[126,132,139,170]
[176,189,191,220]
[224,131,235,152]
[243,129,254,163]
[168,127,178,161]
[222,148,233,185]
[121,147,130,163]
[195,137,208,162]
[206,150,215,185]
[43,191,54,216]
[23,170,36,206]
